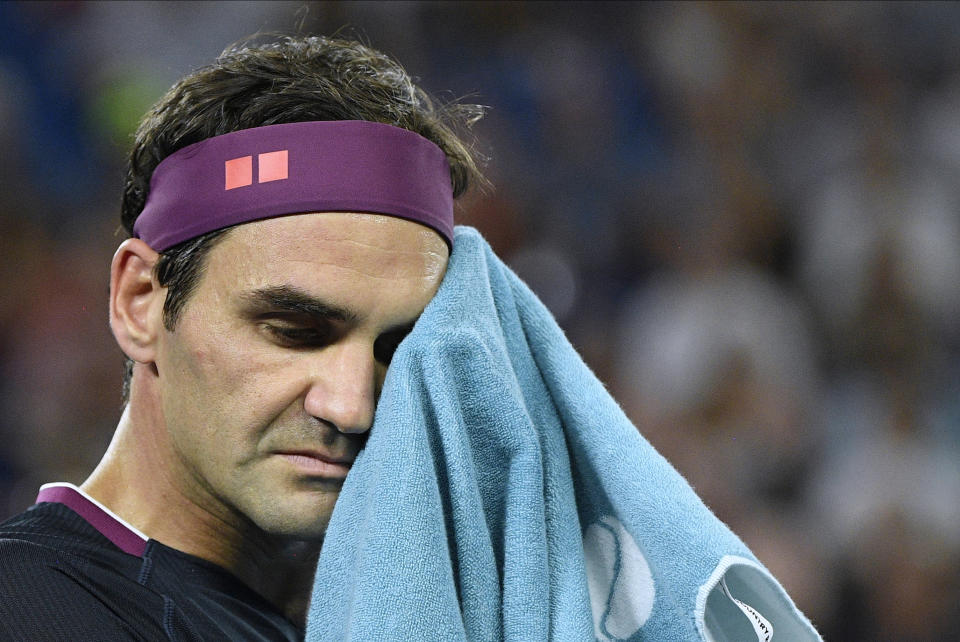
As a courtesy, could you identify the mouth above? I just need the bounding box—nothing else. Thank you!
[274,450,353,479]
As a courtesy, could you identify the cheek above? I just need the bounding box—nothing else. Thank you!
[165,321,307,432]
[172,301,251,379]
[187,340,245,388]
[161,325,248,426]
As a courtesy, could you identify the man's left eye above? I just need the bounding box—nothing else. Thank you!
[373,329,409,365]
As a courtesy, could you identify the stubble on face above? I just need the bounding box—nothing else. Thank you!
[151,212,448,543]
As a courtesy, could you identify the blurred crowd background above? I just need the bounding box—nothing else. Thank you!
[2,1,959,638]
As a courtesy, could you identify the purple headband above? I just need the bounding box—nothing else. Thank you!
[133,120,454,250]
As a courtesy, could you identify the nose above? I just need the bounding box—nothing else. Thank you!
[303,340,378,434]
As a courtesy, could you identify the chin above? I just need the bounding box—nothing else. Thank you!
[248,500,336,542]
[230,476,340,539]
[253,514,331,542]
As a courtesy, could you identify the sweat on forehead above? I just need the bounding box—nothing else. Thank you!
[133,121,455,251]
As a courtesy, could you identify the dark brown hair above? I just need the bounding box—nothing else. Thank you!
[120,34,485,402]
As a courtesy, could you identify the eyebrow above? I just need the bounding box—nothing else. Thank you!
[239,285,361,324]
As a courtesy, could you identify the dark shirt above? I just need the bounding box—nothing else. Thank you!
[0,484,301,641]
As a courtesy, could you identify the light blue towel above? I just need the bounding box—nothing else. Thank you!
[307,226,820,641]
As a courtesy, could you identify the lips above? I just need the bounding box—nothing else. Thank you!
[275,450,353,479]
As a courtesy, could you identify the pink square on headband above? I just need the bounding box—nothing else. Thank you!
[225,156,253,190]
[258,150,288,184]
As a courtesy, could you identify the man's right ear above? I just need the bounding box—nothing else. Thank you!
[110,239,164,363]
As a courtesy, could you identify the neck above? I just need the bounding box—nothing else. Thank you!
[81,371,320,627]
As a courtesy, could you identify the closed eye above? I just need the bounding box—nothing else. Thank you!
[261,322,332,348]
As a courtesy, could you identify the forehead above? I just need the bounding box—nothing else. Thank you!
[199,212,449,301]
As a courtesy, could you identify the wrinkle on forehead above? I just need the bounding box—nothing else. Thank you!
[196,212,449,313]
[310,213,447,249]
[266,212,446,251]
[284,259,444,283]
[220,212,449,279]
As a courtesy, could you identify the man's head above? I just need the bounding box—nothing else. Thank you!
[111,212,447,538]
[107,35,483,539]
[119,34,484,400]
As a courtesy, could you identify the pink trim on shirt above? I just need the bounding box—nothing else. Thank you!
[36,483,148,557]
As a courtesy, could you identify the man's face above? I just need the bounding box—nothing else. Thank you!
[152,212,448,539]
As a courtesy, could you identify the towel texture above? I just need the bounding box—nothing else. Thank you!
[307,227,819,641]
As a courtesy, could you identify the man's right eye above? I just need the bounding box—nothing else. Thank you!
[262,324,330,347]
